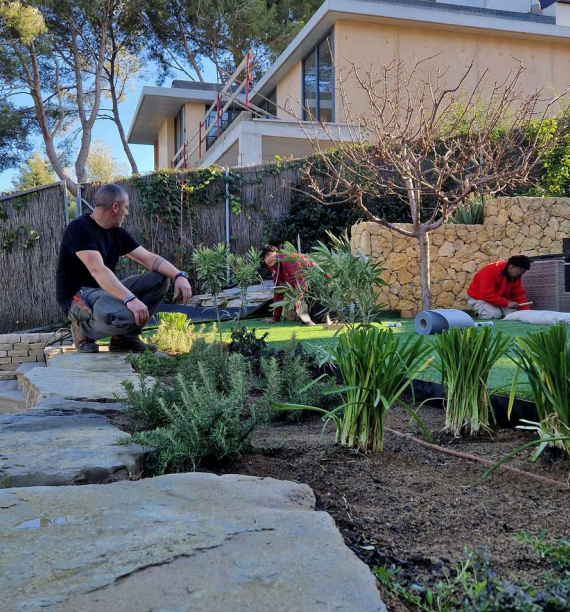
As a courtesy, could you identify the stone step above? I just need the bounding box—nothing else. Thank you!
[20,365,152,408]
[0,474,386,612]
[15,361,46,389]
[0,380,26,415]
[44,346,134,372]
[0,412,145,488]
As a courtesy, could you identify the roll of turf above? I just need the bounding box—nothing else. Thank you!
[414,309,475,335]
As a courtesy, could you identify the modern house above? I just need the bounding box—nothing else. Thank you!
[128,0,570,170]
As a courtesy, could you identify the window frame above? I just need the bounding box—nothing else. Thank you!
[302,30,335,122]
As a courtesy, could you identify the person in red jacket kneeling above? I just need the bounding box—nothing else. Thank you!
[261,244,311,324]
[466,255,532,320]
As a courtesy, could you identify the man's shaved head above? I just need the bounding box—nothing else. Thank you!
[94,184,128,210]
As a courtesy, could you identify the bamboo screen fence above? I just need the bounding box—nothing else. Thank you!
[0,163,303,333]
[0,182,67,333]
[80,164,303,278]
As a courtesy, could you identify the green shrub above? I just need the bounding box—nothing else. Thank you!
[509,325,570,457]
[124,354,265,474]
[119,373,172,431]
[434,327,512,437]
[274,232,388,329]
[153,314,215,354]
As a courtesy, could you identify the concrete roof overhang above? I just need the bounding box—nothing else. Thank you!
[128,87,246,145]
[252,0,570,103]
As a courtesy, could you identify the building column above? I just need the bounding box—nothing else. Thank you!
[238,130,263,166]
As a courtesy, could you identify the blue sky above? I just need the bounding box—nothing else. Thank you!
[0,61,218,192]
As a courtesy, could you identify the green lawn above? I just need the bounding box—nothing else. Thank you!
[141,315,557,400]
[211,317,556,400]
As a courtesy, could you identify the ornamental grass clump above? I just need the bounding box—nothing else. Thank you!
[509,325,570,457]
[153,313,214,354]
[274,326,431,452]
[434,327,512,437]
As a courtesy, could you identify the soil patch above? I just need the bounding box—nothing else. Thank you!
[210,404,570,610]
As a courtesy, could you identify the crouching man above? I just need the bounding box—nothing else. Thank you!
[56,184,192,353]
[466,255,531,320]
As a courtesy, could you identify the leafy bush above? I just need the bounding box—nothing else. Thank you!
[124,354,265,474]
[229,247,261,322]
[192,243,229,345]
[275,232,388,329]
[153,314,215,354]
[434,327,512,437]
[509,325,570,457]
[228,326,270,369]
[119,373,174,431]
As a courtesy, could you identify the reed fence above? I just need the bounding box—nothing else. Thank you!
[0,163,304,332]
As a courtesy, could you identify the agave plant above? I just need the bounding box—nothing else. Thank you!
[508,325,570,457]
[274,327,432,453]
[433,327,512,437]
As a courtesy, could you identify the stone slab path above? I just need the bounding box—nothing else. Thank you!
[0,474,386,612]
[0,347,388,611]
[0,413,145,487]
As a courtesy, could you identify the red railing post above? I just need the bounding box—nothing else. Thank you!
[216,92,221,137]
[245,52,250,111]
[199,122,202,158]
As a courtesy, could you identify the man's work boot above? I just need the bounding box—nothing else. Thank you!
[70,320,99,353]
[109,335,158,353]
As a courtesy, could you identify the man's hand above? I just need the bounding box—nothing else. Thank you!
[127,298,150,326]
[507,301,519,309]
[173,277,192,306]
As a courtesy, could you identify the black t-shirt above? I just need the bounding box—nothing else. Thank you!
[56,214,139,311]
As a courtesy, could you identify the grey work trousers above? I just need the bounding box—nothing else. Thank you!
[67,272,170,341]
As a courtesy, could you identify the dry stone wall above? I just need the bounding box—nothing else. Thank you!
[0,332,68,380]
[351,197,570,318]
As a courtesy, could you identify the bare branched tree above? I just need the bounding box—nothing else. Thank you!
[298,58,567,310]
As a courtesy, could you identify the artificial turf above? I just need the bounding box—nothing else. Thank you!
[214,316,558,400]
[142,315,557,400]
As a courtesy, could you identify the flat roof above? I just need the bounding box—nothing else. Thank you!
[252,0,570,102]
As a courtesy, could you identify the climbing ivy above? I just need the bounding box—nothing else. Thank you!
[0,194,40,254]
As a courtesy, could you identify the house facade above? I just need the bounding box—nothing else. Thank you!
[128,0,570,170]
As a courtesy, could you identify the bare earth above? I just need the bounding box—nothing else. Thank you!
[210,404,570,611]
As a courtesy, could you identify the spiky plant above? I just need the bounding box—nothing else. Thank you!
[434,327,512,437]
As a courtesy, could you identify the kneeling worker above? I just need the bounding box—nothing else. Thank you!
[466,256,531,320]
[56,184,192,353]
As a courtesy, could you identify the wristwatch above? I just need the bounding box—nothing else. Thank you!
[174,271,189,281]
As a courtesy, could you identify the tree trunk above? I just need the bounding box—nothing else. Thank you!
[418,230,431,311]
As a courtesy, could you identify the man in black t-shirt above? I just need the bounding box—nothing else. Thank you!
[56,184,192,353]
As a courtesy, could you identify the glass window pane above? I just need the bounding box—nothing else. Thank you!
[318,35,334,122]
[303,51,318,120]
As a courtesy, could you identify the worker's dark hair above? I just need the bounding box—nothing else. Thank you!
[507,255,531,271]
[260,244,278,262]
[94,184,128,210]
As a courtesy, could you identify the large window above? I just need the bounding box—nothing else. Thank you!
[205,104,240,150]
[174,106,186,154]
[303,31,334,122]
[173,106,186,167]
[259,88,277,118]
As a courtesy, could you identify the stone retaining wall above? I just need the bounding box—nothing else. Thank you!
[0,333,67,380]
[351,197,570,317]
